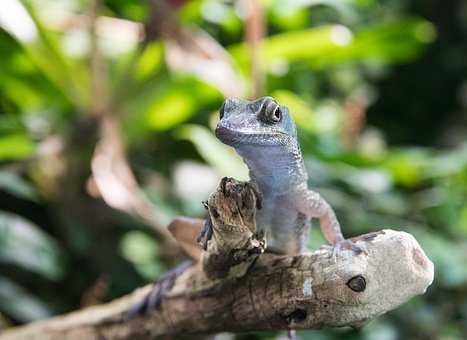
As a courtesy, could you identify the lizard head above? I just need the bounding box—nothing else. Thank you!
[215,96,297,147]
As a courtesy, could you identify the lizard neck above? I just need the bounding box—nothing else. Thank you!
[236,140,308,195]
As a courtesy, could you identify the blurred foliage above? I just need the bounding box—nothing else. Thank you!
[0,0,466,339]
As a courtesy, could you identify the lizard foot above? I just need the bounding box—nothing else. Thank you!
[127,260,193,318]
[332,239,367,261]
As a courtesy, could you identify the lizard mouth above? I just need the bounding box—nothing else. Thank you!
[215,124,288,146]
[215,125,237,145]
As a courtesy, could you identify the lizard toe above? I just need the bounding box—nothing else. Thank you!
[331,239,367,262]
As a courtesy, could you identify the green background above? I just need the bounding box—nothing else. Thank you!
[0,0,466,339]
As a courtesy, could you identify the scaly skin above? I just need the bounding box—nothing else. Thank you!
[216,96,354,255]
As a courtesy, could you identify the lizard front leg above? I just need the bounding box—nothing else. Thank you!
[296,188,364,257]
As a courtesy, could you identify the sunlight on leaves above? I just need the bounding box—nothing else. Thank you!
[230,18,435,73]
[0,134,35,160]
[10,0,90,107]
[147,93,194,130]
[0,0,37,43]
[143,77,221,132]
[135,42,164,81]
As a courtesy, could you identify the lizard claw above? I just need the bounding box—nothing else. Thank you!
[331,239,367,262]
[127,260,192,318]
[197,217,213,250]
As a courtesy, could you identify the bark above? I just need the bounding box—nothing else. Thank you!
[0,178,434,340]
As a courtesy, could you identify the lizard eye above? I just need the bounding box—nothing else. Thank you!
[271,106,282,122]
[260,99,282,124]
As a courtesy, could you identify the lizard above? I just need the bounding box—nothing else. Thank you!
[214,96,360,255]
[131,96,361,314]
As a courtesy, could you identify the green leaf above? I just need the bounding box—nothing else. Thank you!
[0,211,66,280]
[5,0,89,107]
[120,230,158,264]
[271,89,318,133]
[125,76,222,141]
[458,205,467,237]
[0,134,35,160]
[383,148,432,187]
[230,18,435,73]
[176,124,248,180]
[268,0,358,30]
[120,231,164,280]
[0,277,51,322]
[145,78,220,131]
[134,42,164,81]
[0,30,69,112]
[0,171,38,201]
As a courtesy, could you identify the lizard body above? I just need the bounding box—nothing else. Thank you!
[216,96,347,255]
[132,96,357,315]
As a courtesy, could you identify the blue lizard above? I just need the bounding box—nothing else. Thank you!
[131,96,360,315]
[215,96,358,255]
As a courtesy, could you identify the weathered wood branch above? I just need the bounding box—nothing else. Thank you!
[1,178,434,340]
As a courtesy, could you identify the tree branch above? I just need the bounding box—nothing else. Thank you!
[1,179,434,340]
